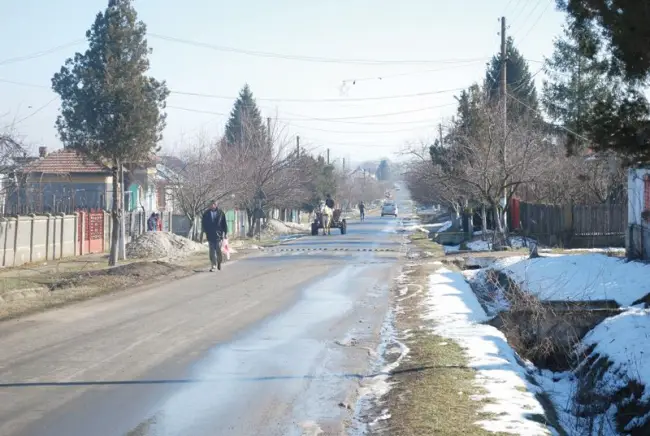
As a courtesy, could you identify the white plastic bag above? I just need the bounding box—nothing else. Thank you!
[221,238,231,260]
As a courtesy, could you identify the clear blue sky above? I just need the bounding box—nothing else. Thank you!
[0,0,564,164]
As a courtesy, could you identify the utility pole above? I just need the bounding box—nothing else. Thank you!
[500,16,508,233]
[327,148,330,165]
[118,164,126,261]
[296,136,300,157]
[266,117,271,147]
[500,16,507,128]
[438,123,443,146]
[343,158,346,171]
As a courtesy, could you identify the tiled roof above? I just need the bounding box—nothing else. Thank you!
[22,150,112,174]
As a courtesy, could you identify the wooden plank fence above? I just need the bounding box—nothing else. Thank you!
[511,200,627,248]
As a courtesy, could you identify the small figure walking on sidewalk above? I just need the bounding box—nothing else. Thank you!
[202,200,228,272]
[147,213,158,232]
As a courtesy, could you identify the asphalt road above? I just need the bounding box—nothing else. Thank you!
[0,197,411,436]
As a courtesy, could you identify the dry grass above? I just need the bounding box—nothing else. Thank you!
[381,262,509,436]
[408,232,444,257]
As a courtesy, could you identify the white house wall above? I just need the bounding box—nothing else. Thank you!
[628,168,649,225]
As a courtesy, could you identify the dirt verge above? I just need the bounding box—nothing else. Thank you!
[375,261,508,436]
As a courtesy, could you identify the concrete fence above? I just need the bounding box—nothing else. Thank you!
[0,214,78,267]
[0,210,175,268]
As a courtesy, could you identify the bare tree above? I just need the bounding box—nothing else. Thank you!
[0,132,28,215]
[163,137,244,240]
[430,103,555,244]
[220,117,304,236]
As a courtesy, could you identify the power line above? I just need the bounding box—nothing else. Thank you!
[505,91,591,141]
[14,98,58,126]
[340,61,487,84]
[280,121,437,135]
[513,0,545,37]
[167,102,456,123]
[0,77,467,104]
[170,86,466,103]
[518,0,554,44]
[148,33,490,66]
[0,40,84,66]
[0,78,49,89]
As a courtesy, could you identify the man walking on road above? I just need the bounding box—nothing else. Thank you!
[202,200,228,271]
[358,201,366,222]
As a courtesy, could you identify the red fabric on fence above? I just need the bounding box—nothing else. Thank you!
[510,197,521,230]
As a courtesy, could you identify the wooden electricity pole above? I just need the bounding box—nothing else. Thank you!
[296,135,300,157]
[500,16,508,232]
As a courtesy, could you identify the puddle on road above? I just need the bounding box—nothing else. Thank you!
[129,263,375,436]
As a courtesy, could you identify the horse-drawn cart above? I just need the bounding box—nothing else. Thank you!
[311,209,347,235]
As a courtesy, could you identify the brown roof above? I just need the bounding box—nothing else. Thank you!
[23,150,111,174]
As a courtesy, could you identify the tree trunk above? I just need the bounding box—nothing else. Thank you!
[108,166,121,266]
[481,204,488,236]
[246,208,255,237]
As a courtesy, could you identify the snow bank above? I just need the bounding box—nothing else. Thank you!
[537,308,650,434]
[424,267,551,435]
[444,236,528,253]
[492,253,650,305]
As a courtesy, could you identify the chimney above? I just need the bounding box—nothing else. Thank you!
[38,146,47,158]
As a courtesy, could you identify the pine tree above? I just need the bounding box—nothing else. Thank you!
[542,19,612,155]
[557,1,650,163]
[51,0,169,266]
[224,84,267,147]
[484,37,539,119]
[375,159,391,181]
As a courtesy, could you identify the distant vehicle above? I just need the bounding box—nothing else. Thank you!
[381,202,398,217]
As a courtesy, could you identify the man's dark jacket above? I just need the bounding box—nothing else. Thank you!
[202,208,228,243]
[325,198,335,208]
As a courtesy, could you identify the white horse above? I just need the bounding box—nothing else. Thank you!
[320,202,333,235]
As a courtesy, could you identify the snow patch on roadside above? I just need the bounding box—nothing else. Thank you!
[350,307,410,435]
[491,253,650,305]
[424,267,552,435]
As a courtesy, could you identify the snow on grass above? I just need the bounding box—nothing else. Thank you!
[581,308,650,405]
[492,254,650,305]
[443,236,529,253]
[424,266,552,435]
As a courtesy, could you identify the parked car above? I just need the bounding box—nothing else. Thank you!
[381,201,398,217]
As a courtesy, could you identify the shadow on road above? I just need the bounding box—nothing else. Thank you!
[0,364,466,388]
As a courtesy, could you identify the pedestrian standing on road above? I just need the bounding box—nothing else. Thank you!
[202,200,228,271]
[358,201,366,222]
[147,213,158,232]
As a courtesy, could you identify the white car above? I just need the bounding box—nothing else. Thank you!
[381,202,398,217]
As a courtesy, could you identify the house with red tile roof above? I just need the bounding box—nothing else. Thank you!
[7,148,168,214]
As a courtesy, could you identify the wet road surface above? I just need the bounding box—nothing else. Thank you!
[0,210,409,436]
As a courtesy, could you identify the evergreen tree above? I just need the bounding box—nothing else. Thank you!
[224,84,267,147]
[484,37,539,119]
[542,18,613,155]
[557,1,650,164]
[375,159,391,181]
[51,0,169,266]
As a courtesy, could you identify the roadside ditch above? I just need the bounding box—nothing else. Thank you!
[459,254,650,435]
